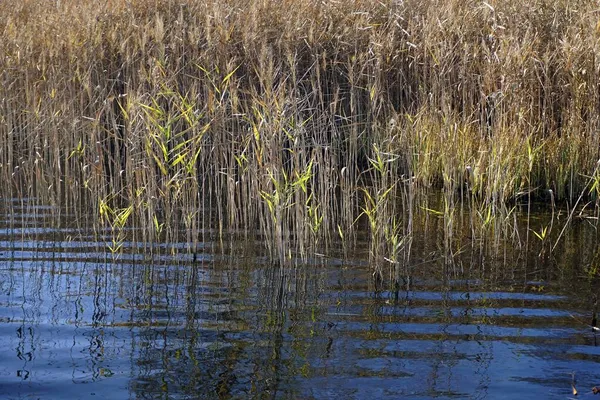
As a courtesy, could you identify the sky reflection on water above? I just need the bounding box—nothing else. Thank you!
[0,203,599,399]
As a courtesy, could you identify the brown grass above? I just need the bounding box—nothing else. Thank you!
[1,0,599,267]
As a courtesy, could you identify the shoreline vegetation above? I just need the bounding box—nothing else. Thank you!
[1,0,599,276]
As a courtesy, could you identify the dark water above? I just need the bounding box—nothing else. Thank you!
[0,200,599,399]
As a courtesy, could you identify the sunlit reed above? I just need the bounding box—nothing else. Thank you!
[1,0,599,276]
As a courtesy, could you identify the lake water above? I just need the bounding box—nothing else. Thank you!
[0,199,599,399]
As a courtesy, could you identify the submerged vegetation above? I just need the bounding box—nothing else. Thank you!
[1,0,600,276]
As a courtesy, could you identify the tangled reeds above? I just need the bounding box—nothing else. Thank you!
[1,0,599,272]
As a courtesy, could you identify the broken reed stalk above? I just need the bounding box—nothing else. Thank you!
[0,0,599,268]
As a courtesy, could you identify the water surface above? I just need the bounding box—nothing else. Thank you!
[0,200,599,399]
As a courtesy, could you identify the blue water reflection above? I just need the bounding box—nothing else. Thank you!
[0,204,599,399]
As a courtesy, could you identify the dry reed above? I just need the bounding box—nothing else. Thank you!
[1,0,599,272]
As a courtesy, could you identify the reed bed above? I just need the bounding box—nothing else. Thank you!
[1,0,599,275]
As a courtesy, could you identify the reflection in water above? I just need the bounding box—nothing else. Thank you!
[0,201,599,399]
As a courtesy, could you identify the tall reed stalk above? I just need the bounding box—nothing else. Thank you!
[1,0,599,274]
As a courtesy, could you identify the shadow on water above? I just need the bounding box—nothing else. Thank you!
[0,199,599,399]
